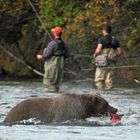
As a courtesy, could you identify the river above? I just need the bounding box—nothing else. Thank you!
[0,79,140,140]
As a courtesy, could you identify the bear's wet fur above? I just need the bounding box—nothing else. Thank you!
[4,93,117,123]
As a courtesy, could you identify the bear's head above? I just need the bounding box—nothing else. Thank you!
[82,93,117,116]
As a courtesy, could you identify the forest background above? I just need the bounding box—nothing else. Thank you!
[0,0,140,85]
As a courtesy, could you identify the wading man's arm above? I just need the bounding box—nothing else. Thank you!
[93,44,103,58]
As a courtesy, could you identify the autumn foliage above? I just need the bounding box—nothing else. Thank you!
[0,0,140,80]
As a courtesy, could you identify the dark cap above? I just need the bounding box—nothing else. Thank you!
[102,25,112,34]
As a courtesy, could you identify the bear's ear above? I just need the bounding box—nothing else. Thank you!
[92,96,101,105]
[96,93,101,96]
[93,96,98,104]
[81,94,94,102]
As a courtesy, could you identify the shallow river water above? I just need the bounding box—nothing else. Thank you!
[0,79,140,140]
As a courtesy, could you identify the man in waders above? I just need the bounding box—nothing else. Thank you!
[93,25,123,90]
[37,26,69,92]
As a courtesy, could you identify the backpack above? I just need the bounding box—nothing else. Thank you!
[53,40,65,56]
[111,36,120,48]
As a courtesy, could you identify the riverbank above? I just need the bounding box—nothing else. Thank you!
[0,75,139,89]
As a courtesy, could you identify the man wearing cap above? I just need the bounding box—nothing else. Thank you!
[37,26,69,92]
[93,25,123,90]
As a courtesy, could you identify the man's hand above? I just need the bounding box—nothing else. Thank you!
[93,53,96,58]
[116,47,123,57]
[36,54,43,60]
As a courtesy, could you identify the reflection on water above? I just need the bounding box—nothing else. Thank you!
[0,79,140,140]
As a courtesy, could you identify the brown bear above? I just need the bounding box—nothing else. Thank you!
[4,93,117,123]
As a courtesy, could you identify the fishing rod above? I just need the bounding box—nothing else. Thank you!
[121,55,140,59]
[27,0,140,61]
[102,64,140,69]
[0,44,43,77]
[71,53,140,59]
[0,1,53,77]
[27,0,53,40]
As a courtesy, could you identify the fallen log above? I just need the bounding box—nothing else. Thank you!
[0,44,43,77]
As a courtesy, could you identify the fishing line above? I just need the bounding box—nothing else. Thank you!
[39,33,48,54]
[0,44,43,76]
[27,0,53,40]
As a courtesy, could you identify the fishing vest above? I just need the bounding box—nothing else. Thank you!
[53,39,65,57]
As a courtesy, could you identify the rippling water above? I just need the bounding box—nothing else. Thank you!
[0,79,140,140]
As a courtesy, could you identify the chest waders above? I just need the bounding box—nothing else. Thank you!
[43,41,65,92]
[94,48,117,90]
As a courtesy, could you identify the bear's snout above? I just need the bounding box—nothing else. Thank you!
[114,108,118,114]
[108,106,118,114]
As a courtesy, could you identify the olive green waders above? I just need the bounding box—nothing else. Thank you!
[95,48,117,90]
[43,56,64,92]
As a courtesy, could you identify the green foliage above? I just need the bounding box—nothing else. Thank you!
[0,0,27,16]
[39,0,85,28]
[132,21,140,41]
[128,0,140,3]
[120,0,140,48]
[64,0,121,55]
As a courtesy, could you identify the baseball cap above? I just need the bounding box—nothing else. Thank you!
[51,26,62,35]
